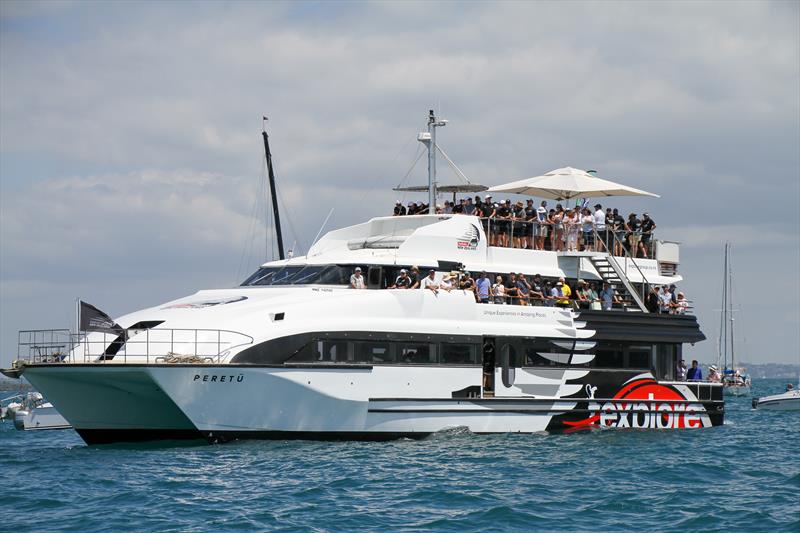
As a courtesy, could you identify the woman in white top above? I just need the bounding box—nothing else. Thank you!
[565,208,581,251]
[492,275,506,304]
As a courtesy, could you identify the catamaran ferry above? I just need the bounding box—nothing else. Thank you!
[3,112,723,444]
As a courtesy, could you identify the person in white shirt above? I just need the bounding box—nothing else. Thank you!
[593,203,607,252]
[420,269,439,294]
[581,208,595,252]
[349,267,366,289]
[492,275,506,304]
[536,201,548,250]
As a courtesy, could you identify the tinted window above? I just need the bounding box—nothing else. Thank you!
[399,344,437,364]
[441,343,477,364]
[242,265,351,286]
[627,345,653,370]
[355,342,395,363]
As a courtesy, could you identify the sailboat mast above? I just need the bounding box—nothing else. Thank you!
[718,245,725,367]
[262,121,285,261]
[729,244,736,369]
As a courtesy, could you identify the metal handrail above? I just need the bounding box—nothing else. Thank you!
[16,328,254,365]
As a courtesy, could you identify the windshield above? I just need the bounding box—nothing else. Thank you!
[241,265,353,286]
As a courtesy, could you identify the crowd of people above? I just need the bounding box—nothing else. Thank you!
[393,196,657,258]
[349,266,687,312]
[676,360,751,384]
[645,284,690,315]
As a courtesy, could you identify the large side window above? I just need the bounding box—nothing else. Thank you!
[399,343,437,364]
[626,344,653,370]
[440,343,478,364]
[595,341,624,368]
[355,341,395,363]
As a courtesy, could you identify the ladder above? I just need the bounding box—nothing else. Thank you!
[589,254,647,312]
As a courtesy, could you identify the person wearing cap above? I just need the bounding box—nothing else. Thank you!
[708,365,721,382]
[550,280,566,308]
[421,269,439,293]
[535,201,549,250]
[675,291,689,314]
[390,269,412,289]
[409,266,420,289]
[640,213,656,258]
[458,271,476,297]
[464,197,476,215]
[626,213,642,257]
[475,271,491,303]
[350,267,366,289]
[393,200,406,216]
[496,200,512,248]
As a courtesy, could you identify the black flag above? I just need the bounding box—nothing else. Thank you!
[79,301,123,334]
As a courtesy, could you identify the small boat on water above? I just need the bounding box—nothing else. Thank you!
[14,401,72,431]
[2,392,72,431]
[753,385,800,411]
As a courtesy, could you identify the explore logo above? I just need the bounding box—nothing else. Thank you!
[565,375,712,429]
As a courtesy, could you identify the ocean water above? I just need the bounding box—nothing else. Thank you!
[1,379,797,532]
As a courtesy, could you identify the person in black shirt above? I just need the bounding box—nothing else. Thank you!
[393,201,406,216]
[626,213,642,257]
[524,199,536,250]
[408,266,420,289]
[640,213,656,258]
[497,200,511,247]
[512,201,526,249]
[459,271,476,300]
[391,269,412,289]
[505,272,519,305]
[530,274,545,305]
[483,195,497,246]
[452,199,464,214]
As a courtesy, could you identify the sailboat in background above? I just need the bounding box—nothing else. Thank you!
[717,243,752,396]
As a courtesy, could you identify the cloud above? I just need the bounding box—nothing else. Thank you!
[1,1,798,365]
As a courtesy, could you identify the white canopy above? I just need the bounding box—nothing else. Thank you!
[487,167,659,200]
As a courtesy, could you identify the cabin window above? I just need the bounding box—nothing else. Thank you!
[354,342,395,363]
[595,342,624,368]
[399,344,437,364]
[440,343,477,364]
[626,345,653,369]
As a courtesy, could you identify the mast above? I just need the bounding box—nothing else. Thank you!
[419,109,447,210]
[719,244,728,370]
[262,119,285,261]
[729,243,736,369]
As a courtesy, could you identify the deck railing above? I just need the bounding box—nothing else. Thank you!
[16,328,254,365]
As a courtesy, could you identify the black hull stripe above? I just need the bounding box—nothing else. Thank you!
[368,406,725,415]
[76,429,431,445]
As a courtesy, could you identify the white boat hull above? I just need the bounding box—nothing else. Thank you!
[753,390,800,411]
[22,363,720,444]
[14,403,72,431]
[723,384,750,397]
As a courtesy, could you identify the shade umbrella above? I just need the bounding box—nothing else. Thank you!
[487,167,659,200]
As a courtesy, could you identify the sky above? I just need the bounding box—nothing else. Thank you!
[1,0,798,367]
